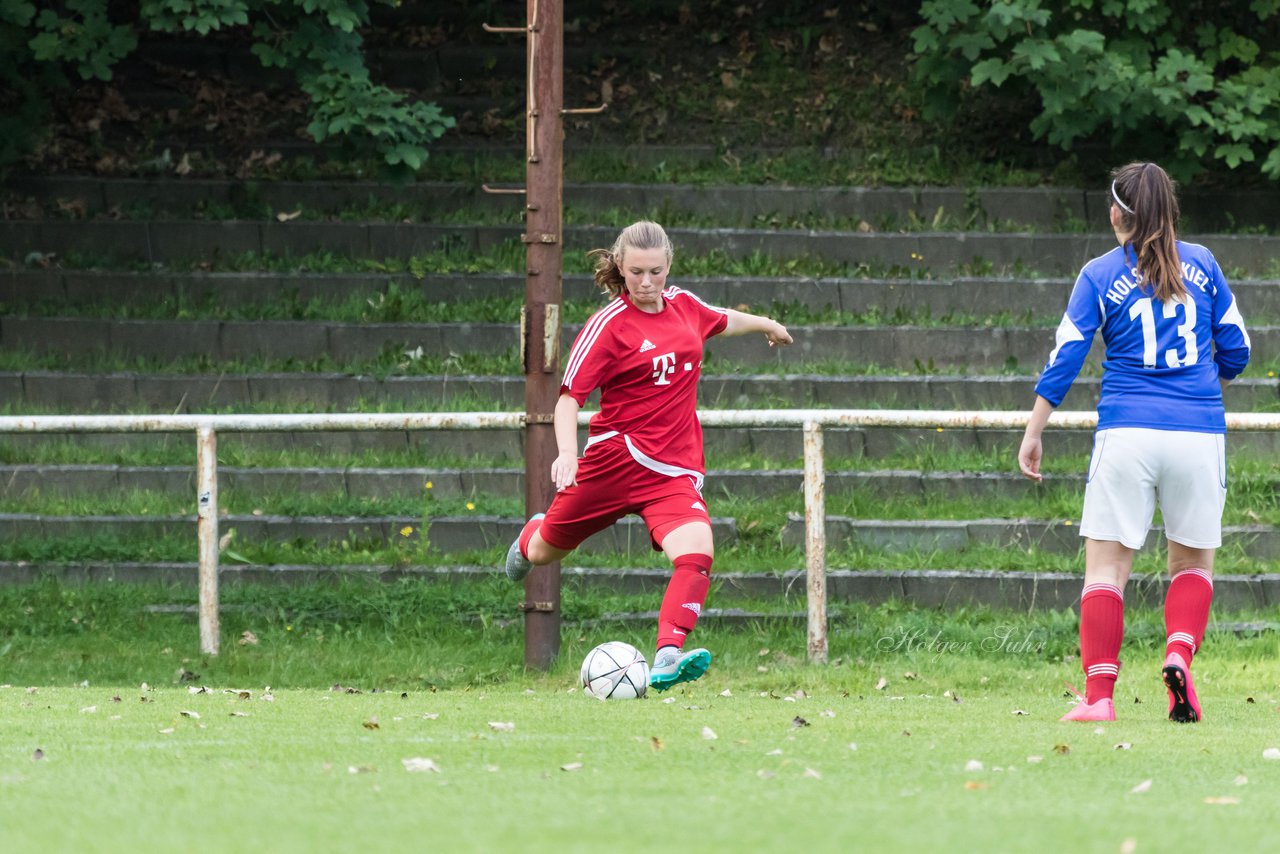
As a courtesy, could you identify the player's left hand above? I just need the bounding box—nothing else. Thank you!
[766,322,793,347]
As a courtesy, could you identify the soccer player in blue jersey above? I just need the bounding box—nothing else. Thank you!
[1017,162,1251,723]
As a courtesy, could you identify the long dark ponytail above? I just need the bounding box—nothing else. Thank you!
[1110,162,1185,303]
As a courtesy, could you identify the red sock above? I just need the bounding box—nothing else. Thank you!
[1079,582,1124,703]
[657,554,712,651]
[1165,568,1213,664]
[518,516,543,560]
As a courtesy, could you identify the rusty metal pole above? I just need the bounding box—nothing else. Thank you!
[521,0,564,669]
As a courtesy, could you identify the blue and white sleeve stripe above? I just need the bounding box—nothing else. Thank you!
[1034,272,1102,406]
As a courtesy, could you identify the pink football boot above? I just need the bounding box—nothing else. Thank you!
[1059,682,1116,722]
[1162,652,1202,723]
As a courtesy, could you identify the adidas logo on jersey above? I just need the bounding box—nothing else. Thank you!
[639,338,656,353]
[691,501,706,512]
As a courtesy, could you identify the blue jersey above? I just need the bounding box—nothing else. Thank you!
[1035,240,1250,433]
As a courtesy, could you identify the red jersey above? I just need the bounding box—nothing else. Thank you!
[562,286,728,480]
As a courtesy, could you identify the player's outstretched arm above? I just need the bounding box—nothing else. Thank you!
[721,308,793,347]
[551,393,582,491]
[1017,395,1056,483]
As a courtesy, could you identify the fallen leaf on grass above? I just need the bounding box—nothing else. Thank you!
[31,749,43,761]
[1203,796,1240,805]
[701,727,718,740]
[964,781,988,790]
[80,706,96,714]
[348,765,375,774]
[650,737,663,752]
[239,631,259,646]
[230,711,249,717]
[362,717,380,730]
[1011,709,1029,716]
[875,677,888,691]
[1026,756,1043,764]
[964,760,984,772]
[803,768,822,779]
[401,757,440,773]
[560,763,583,772]
[423,713,439,720]
[1120,839,1137,854]
[488,721,515,732]
[820,709,836,718]
[720,689,732,697]
[159,728,175,735]
[1114,742,1132,750]
[1263,748,1280,760]
[1129,779,1152,794]
[1053,744,1070,755]
[1234,775,1249,786]
[180,710,200,719]
[792,716,809,728]
[848,743,858,751]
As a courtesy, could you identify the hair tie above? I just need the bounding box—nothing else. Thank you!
[1110,180,1134,215]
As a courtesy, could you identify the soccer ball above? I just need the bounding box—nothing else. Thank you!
[580,641,649,700]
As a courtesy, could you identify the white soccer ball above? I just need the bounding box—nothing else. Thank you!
[580,641,649,700]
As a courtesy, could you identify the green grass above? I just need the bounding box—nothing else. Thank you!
[44,242,1044,281]
[0,289,1050,328]
[2,580,1280,850]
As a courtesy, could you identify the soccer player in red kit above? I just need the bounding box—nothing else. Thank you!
[505,220,793,691]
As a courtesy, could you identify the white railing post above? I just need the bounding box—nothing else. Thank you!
[195,425,220,655]
[803,420,827,663]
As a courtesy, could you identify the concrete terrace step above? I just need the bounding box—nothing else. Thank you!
[5,316,1279,369]
[0,513,737,555]
[1,561,1277,611]
[781,514,1280,559]
[0,317,1149,371]
[2,371,1276,412]
[10,177,1280,233]
[0,465,1096,503]
[6,220,1280,275]
[6,270,1279,322]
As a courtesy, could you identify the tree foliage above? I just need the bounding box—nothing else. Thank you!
[0,0,453,172]
[913,0,1280,179]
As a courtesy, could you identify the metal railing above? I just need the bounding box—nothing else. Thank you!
[4,409,1278,659]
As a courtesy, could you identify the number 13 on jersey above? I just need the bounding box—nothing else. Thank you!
[1128,296,1198,368]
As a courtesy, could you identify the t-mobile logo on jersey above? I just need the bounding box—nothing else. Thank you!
[651,352,677,385]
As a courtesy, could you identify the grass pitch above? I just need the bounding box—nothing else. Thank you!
[2,583,1280,852]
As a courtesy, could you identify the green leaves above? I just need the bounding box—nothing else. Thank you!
[141,0,251,34]
[26,0,137,80]
[913,0,1280,179]
[3,0,452,174]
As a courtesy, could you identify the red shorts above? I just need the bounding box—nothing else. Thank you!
[538,436,710,553]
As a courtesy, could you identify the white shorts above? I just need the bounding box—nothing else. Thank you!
[1079,427,1226,550]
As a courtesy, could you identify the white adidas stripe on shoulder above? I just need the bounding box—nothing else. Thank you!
[563,298,627,389]
[663,285,727,314]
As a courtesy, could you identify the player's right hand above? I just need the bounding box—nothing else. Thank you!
[551,452,578,491]
[1017,436,1043,482]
